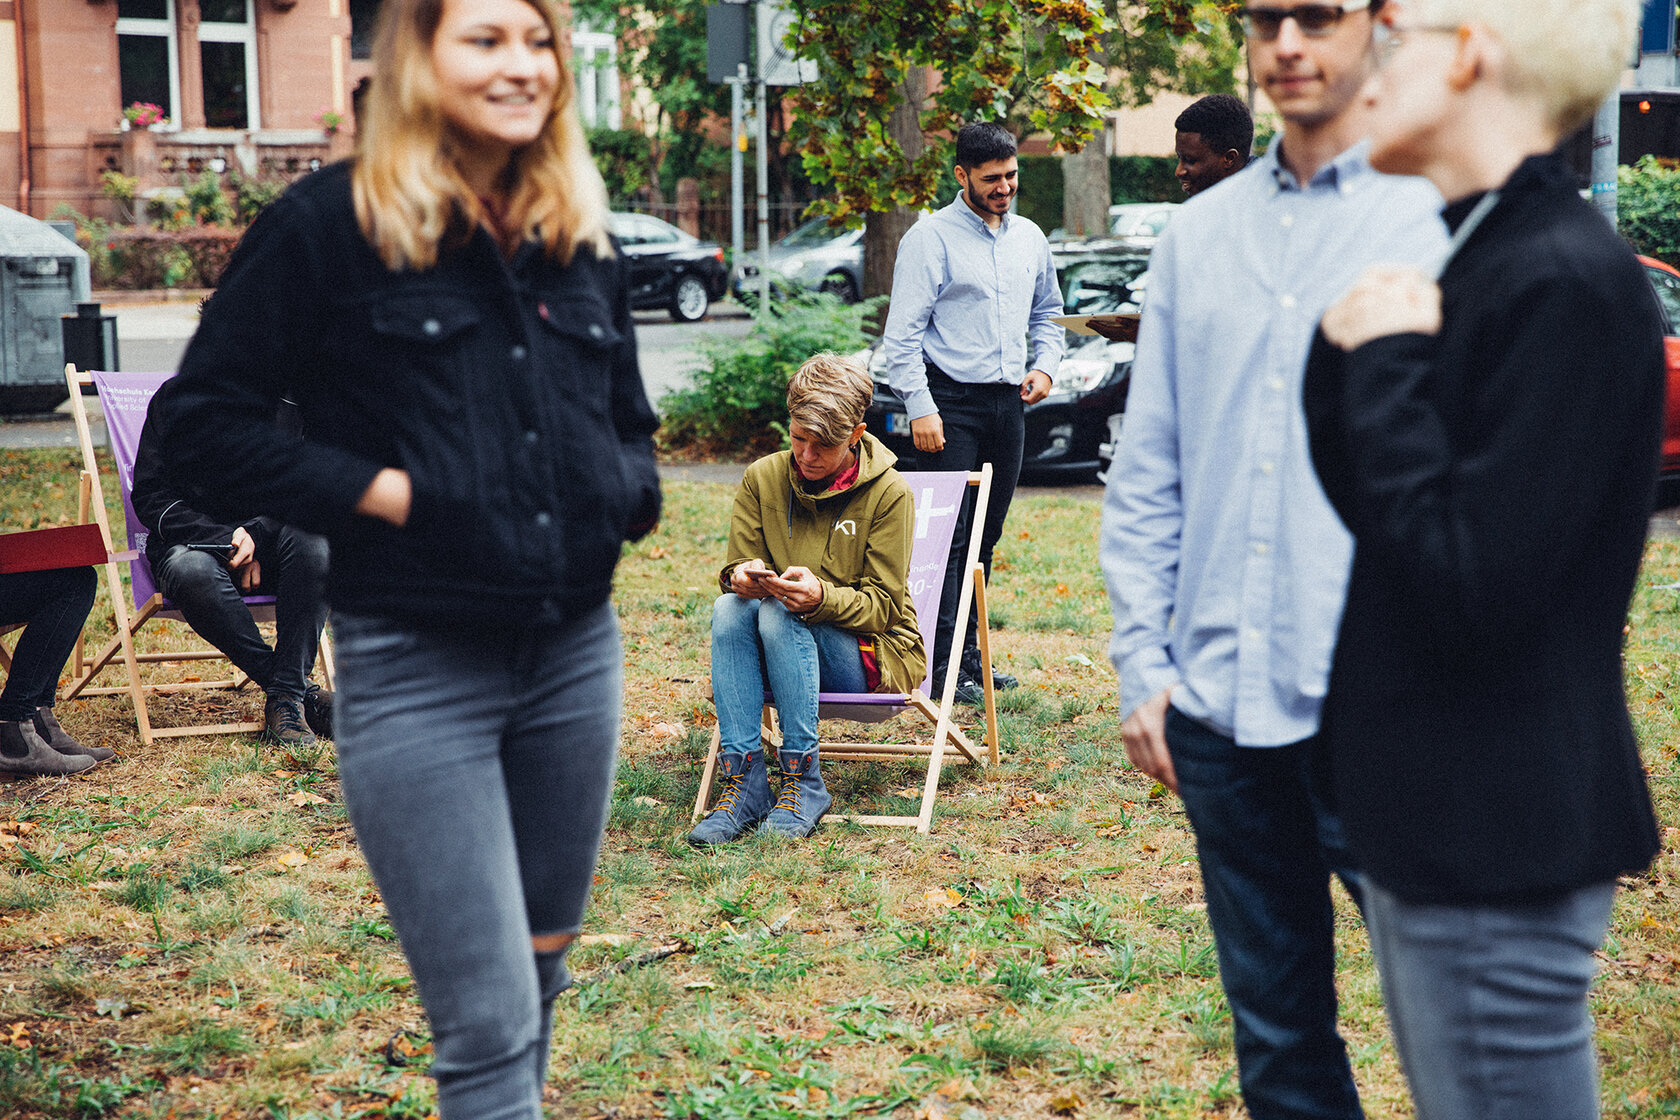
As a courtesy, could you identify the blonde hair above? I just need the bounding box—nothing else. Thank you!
[1411,0,1638,133]
[786,352,872,446]
[352,0,614,272]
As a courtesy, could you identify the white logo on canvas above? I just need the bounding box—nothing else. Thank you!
[833,519,856,536]
[915,488,957,538]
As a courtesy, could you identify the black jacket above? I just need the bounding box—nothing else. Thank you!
[1303,154,1663,904]
[150,161,661,628]
[130,408,279,568]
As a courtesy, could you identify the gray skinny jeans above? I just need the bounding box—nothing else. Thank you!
[332,602,621,1120]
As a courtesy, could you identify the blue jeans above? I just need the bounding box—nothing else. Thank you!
[332,602,621,1120]
[1364,878,1616,1120]
[1165,706,1364,1120]
[711,594,864,758]
[0,567,97,720]
[149,527,329,700]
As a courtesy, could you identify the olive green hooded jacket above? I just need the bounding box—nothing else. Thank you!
[719,433,926,692]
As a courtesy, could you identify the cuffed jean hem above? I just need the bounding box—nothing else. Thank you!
[1364,877,1616,1120]
[332,602,620,1120]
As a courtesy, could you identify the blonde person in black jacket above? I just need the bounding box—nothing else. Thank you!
[1303,1,1660,1117]
[150,0,660,1115]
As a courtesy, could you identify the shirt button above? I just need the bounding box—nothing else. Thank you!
[534,511,552,528]
[1247,628,1263,643]
[422,318,442,336]
[588,323,606,341]
[1260,460,1275,473]
[524,430,539,445]
[1278,294,1297,309]
[1280,214,1295,228]
[1253,542,1270,556]
[511,344,528,361]
[1269,377,1286,391]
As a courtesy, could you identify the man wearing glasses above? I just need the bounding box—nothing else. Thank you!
[1101,2,1446,1116]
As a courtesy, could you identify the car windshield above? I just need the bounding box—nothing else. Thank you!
[1060,256,1149,316]
[780,216,851,249]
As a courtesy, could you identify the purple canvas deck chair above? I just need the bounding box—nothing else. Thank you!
[691,467,1001,834]
[60,366,333,745]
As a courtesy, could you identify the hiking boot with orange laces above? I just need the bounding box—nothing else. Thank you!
[688,748,771,846]
[761,748,831,838]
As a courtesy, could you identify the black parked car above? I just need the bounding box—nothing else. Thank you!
[609,212,729,322]
[865,241,1150,481]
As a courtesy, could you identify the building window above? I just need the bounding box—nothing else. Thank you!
[571,28,620,130]
[350,0,380,60]
[116,0,179,126]
[199,0,259,129]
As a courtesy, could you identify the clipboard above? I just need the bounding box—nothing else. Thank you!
[1053,313,1140,339]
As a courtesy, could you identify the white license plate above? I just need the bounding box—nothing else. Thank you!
[885,411,912,435]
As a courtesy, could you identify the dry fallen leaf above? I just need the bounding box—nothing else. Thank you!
[275,850,310,871]
[632,796,662,808]
[923,887,963,910]
[285,790,327,807]
[1049,1089,1083,1114]
[650,721,685,739]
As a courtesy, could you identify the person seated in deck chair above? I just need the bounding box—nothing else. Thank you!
[0,566,112,775]
[691,353,926,846]
[130,401,332,747]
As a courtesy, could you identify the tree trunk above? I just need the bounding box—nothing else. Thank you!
[863,66,929,317]
[1061,133,1111,240]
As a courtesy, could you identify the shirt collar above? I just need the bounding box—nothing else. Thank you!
[945,193,1010,236]
[1263,135,1375,196]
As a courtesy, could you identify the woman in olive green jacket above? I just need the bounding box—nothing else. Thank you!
[690,353,924,845]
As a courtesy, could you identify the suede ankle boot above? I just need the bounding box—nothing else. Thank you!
[761,748,831,838]
[0,719,96,777]
[33,707,115,763]
[688,749,772,846]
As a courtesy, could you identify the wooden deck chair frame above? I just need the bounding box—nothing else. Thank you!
[692,466,1000,834]
[58,365,334,745]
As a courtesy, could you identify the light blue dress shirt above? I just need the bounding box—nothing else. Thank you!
[882,196,1065,421]
[1101,139,1447,747]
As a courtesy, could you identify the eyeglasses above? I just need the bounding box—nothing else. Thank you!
[1240,0,1372,41]
[1371,21,1462,66]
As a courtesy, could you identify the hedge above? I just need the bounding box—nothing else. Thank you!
[1015,154,1181,233]
[82,226,243,290]
[1618,155,1680,269]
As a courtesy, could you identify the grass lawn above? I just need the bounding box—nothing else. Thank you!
[0,446,1675,1118]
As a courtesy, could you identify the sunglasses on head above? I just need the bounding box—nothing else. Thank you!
[1240,0,1373,41]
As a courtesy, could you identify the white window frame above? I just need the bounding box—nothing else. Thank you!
[197,0,261,130]
[115,0,181,131]
[571,28,621,130]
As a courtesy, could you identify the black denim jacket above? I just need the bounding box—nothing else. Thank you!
[152,161,661,628]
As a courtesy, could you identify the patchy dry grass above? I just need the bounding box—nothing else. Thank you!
[0,453,1675,1119]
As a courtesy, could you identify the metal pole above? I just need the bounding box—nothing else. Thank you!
[1591,92,1620,227]
[756,77,771,311]
[730,67,745,268]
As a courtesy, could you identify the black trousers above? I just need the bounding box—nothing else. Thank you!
[916,366,1024,681]
[0,566,97,720]
[149,527,329,700]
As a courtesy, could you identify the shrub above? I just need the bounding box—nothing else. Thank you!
[85,227,242,289]
[1618,156,1680,268]
[228,170,287,225]
[589,126,654,203]
[181,170,236,227]
[658,292,885,456]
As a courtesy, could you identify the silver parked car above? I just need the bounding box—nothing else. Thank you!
[731,215,864,304]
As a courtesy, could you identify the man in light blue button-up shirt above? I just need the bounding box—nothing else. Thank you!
[882,123,1064,699]
[1100,2,1447,1117]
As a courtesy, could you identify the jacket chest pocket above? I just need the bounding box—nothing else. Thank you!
[365,293,484,395]
[536,295,624,414]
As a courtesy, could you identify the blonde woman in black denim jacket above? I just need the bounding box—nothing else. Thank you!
[151,1,659,1115]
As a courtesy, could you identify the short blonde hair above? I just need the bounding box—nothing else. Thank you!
[352,0,614,272]
[786,352,872,446]
[1409,0,1638,133]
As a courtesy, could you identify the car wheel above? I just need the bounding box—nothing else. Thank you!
[670,274,710,322]
[819,272,859,304]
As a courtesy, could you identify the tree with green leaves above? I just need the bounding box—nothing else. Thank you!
[785,0,1244,294]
